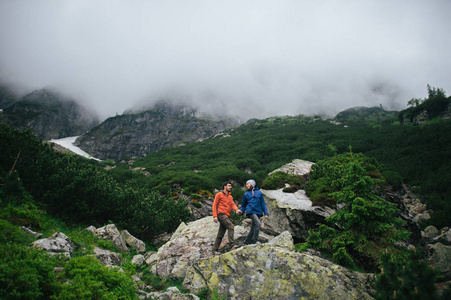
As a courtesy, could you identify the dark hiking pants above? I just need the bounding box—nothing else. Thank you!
[244,213,261,245]
[213,213,235,250]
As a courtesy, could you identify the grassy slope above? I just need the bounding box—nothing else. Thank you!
[120,115,451,229]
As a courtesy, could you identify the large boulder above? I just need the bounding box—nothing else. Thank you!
[262,188,335,241]
[261,159,335,241]
[427,242,451,280]
[30,232,75,257]
[183,244,375,300]
[151,217,273,279]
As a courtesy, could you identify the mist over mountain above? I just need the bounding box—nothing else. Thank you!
[1,1,450,121]
[0,88,99,140]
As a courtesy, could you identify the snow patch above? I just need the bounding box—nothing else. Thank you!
[49,136,101,161]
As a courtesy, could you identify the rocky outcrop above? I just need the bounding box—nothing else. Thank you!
[75,101,237,160]
[262,188,335,241]
[150,217,273,279]
[147,216,375,299]
[0,89,99,140]
[261,159,335,241]
[30,232,75,257]
[423,226,451,280]
[268,159,314,176]
[183,244,375,300]
[86,224,146,253]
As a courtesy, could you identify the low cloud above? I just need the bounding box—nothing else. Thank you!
[1,0,450,120]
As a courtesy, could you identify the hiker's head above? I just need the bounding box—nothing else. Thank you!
[223,181,232,191]
[246,179,256,190]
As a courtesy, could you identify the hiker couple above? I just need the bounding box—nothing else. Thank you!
[212,180,269,252]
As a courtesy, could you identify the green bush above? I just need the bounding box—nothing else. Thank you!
[261,171,305,192]
[0,244,60,299]
[0,219,34,245]
[306,151,410,270]
[54,256,136,299]
[375,249,445,300]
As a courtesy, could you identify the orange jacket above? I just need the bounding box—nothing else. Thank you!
[212,191,238,217]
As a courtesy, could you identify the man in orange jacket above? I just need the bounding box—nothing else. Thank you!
[212,181,242,252]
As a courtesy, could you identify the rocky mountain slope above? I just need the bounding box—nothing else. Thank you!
[74,101,238,161]
[0,84,19,108]
[0,89,99,140]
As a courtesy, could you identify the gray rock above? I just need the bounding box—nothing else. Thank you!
[93,247,122,266]
[183,244,375,300]
[90,224,129,252]
[262,188,335,240]
[268,230,294,251]
[121,230,146,253]
[268,159,314,176]
[261,159,336,241]
[132,254,145,266]
[427,242,451,280]
[432,228,451,245]
[30,232,75,257]
[145,288,200,300]
[422,225,439,239]
[153,217,272,279]
[145,252,159,267]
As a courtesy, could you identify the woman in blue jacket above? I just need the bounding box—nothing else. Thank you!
[241,179,269,245]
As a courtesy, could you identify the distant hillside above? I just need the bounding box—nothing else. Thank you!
[0,89,99,140]
[399,86,451,125]
[334,106,399,125]
[75,101,238,161]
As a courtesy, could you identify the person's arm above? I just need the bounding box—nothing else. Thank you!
[241,193,248,214]
[261,194,269,217]
[212,194,220,223]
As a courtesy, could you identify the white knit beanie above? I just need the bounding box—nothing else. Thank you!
[246,179,256,188]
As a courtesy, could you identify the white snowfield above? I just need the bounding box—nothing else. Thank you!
[49,136,101,161]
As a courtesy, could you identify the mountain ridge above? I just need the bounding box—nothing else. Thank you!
[0,88,99,140]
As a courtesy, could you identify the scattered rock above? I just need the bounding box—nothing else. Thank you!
[87,224,147,253]
[93,247,122,266]
[267,230,294,251]
[121,230,146,253]
[422,225,439,239]
[92,224,129,252]
[144,286,200,300]
[30,232,75,257]
[132,254,146,266]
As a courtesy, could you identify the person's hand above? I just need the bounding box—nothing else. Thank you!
[213,217,218,223]
[265,215,269,219]
[236,209,242,215]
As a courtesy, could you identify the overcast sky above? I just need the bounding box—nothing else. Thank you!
[1,0,450,120]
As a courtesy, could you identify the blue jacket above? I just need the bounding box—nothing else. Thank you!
[241,187,269,217]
